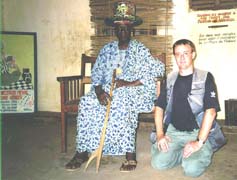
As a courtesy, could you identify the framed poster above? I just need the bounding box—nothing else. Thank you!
[0,31,37,113]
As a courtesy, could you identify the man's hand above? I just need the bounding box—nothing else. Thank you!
[95,85,111,106]
[157,135,171,152]
[115,79,130,88]
[115,79,142,88]
[183,140,203,158]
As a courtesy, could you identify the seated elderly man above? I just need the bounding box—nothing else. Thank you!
[65,1,165,172]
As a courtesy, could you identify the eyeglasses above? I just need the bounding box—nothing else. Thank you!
[174,51,192,58]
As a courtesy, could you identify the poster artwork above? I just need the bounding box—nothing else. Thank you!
[0,32,37,113]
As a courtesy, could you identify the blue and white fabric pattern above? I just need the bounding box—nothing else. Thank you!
[76,39,165,155]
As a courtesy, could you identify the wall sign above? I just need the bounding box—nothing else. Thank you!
[0,31,37,113]
[199,32,236,45]
[197,11,236,24]
[196,10,237,45]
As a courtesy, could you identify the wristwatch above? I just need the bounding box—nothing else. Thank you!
[196,137,205,147]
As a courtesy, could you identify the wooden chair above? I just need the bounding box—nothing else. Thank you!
[57,54,96,152]
[57,53,165,152]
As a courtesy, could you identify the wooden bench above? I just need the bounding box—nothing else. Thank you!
[57,53,165,152]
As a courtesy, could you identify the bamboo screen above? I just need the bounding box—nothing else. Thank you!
[89,0,174,73]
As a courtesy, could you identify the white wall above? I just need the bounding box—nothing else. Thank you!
[172,0,237,119]
[2,0,92,112]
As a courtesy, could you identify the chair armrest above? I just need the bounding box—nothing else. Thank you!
[57,75,83,82]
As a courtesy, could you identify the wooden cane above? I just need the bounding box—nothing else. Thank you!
[84,69,117,173]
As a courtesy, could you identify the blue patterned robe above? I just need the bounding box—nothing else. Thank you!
[76,39,165,155]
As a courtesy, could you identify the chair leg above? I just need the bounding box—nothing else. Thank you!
[61,111,67,153]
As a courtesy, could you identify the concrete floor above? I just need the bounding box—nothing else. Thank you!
[2,114,237,180]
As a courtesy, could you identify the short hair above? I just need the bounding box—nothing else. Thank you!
[172,39,196,55]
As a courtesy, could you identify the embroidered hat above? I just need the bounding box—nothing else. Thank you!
[104,1,143,27]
